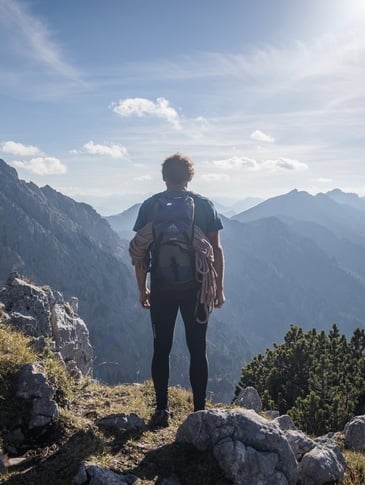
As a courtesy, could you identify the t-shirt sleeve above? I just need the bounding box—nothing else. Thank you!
[133,201,150,232]
[205,200,224,233]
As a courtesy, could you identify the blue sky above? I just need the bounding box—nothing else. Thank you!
[1,0,365,214]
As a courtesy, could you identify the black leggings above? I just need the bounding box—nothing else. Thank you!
[150,286,208,412]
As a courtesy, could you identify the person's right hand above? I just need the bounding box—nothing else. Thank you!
[139,288,151,309]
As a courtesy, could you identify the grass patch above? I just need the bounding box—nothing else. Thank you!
[0,322,37,382]
[2,322,363,484]
[343,450,365,484]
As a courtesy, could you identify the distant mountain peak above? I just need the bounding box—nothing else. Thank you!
[0,159,18,179]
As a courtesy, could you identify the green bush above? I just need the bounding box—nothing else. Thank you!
[235,324,365,435]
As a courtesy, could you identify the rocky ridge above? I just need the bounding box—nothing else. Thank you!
[0,272,93,377]
[1,275,362,483]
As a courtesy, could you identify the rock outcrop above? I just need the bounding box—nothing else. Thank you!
[0,273,93,377]
[176,408,346,485]
[177,408,298,484]
[344,415,365,451]
[235,385,262,413]
[73,463,140,484]
[16,362,59,430]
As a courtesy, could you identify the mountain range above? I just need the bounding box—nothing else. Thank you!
[1,157,365,402]
[0,159,249,402]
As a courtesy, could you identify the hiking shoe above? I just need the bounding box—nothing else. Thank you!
[149,408,170,428]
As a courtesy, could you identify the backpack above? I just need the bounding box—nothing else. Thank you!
[151,192,196,287]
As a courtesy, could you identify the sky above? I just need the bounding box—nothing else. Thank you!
[0,0,365,215]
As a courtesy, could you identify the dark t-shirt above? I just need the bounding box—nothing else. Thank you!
[133,189,223,235]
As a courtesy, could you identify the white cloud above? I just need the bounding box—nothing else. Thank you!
[250,130,275,143]
[206,155,308,174]
[133,175,152,182]
[211,156,260,171]
[263,158,308,171]
[316,177,333,183]
[112,97,181,129]
[0,0,83,83]
[11,157,67,175]
[1,140,41,156]
[201,173,230,182]
[83,141,128,159]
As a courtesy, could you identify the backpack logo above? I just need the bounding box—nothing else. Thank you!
[151,194,195,287]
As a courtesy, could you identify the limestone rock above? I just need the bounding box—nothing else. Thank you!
[73,463,140,484]
[275,414,296,431]
[284,429,315,459]
[29,398,59,429]
[298,443,346,484]
[16,362,59,429]
[235,386,262,413]
[176,408,298,484]
[16,362,56,400]
[177,408,347,485]
[344,415,365,451]
[1,273,93,377]
[96,413,145,434]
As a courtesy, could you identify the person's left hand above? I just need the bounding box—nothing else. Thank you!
[214,288,225,308]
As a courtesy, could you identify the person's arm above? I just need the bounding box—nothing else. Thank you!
[134,264,150,309]
[207,231,225,308]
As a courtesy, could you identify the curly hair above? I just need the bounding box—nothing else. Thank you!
[161,153,194,185]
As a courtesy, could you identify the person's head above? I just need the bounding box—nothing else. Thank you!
[162,153,194,188]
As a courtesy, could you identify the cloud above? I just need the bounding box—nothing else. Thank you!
[83,141,128,159]
[112,97,181,129]
[207,155,308,173]
[133,175,152,182]
[250,130,275,143]
[11,157,67,175]
[316,177,333,183]
[0,0,83,83]
[1,140,41,156]
[263,158,308,171]
[201,173,230,182]
[211,156,260,171]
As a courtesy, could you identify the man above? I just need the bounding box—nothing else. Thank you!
[130,153,225,427]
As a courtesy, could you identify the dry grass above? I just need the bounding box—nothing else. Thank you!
[343,450,365,484]
[1,378,229,485]
[0,323,37,381]
[1,322,364,484]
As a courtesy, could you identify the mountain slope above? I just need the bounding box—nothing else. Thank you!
[325,188,365,211]
[105,203,141,240]
[0,159,250,402]
[233,189,365,245]
[0,159,148,385]
[220,216,365,350]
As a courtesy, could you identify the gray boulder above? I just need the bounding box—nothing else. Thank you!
[176,408,347,485]
[275,414,296,431]
[73,463,140,484]
[235,386,262,413]
[16,362,59,429]
[298,443,346,484]
[96,413,145,434]
[284,430,315,460]
[0,273,93,377]
[176,408,298,484]
[344,415,365,451]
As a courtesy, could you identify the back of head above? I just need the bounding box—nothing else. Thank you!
[162,153,194,186]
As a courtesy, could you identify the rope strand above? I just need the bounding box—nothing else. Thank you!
[129,223,217,324]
